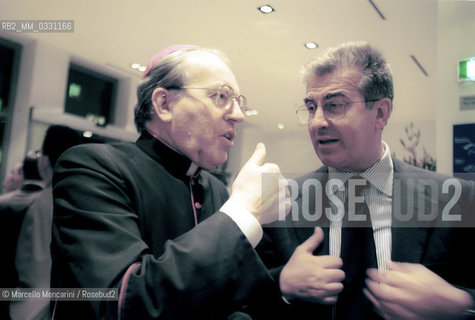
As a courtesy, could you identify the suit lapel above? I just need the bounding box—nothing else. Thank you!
[391,159,433,263]
[292,168,331,256]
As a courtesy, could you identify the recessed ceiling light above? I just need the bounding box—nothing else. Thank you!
[258,5,275,14]
[277,123,285,130]
[304,42,318,49]
[131,63,148,73]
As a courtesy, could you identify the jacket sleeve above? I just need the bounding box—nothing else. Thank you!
[119,213,274,319]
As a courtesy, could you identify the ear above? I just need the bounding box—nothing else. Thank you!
[374,98,392,131]
[151,87,173,122]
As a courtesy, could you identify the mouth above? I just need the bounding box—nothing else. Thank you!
[315,134,340,146]
[222,131,235,141]
[318,139,339,145]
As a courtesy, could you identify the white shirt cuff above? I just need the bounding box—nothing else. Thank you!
[220,200,263,248]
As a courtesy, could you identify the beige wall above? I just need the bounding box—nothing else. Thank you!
[1,0,475,186]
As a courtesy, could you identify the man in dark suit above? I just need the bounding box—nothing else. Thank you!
[51,45,289,320]
[257,41,475,319]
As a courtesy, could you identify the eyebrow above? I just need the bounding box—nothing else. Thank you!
[304,92,347,103]
[303,97,315,104]
[324,92,347,100]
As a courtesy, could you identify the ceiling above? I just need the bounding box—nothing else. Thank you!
[1,0,443,134]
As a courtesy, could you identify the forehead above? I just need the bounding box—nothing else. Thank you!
[184,51,238,89]
[306,67,362,99]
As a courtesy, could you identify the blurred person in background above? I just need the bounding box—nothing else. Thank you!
[1,125,83,320]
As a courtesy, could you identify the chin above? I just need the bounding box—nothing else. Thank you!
[320,157,343,169]
[200,155,227,171]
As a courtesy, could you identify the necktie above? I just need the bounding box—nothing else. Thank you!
[335,176,378,319]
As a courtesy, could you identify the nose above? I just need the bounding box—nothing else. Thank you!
[308,105,328,131]
[225,99,244,123]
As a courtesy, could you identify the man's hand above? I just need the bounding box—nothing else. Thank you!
[364,262,474,320]
[228,143,290,224]
[280,227,345,304]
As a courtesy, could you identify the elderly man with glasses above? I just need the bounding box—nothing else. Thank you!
[255,41,475,320]
[51,45,289,320]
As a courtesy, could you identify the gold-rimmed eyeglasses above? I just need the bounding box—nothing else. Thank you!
[180,84,248,113]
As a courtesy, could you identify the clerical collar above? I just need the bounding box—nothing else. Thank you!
[136,131,201,181]
[186,162,200,178]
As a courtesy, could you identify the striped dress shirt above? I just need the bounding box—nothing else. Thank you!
[328,141,393,271]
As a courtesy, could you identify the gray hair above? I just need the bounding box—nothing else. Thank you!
[301,41,394,109]
[134,47,229,133]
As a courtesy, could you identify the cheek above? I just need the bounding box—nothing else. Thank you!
[173,112,217,148]
[344,127,364,151]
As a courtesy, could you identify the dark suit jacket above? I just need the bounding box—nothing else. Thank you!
[51,132,274,320]
[256,159,475,320]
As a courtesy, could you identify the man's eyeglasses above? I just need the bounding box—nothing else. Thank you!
[180,84,248,113]
[295,99,379,124]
